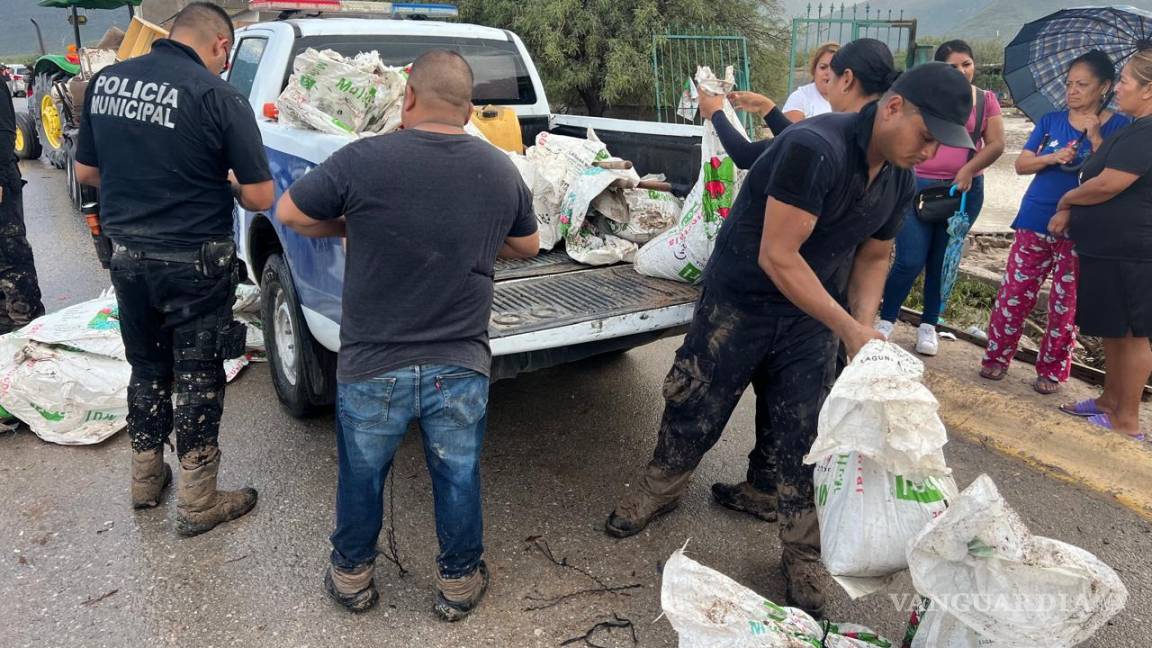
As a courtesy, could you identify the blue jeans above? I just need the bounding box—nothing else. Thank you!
[881,175,985,325]
[329,365,489,579]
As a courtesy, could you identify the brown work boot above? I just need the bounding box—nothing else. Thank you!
[434,560,490,622]
[175,446,258,537]
[605,463,693,538]
[131,447,172,509]
[324,563,379,613]
[710,481,778,522]
[781,552,832,617]
[780,505,828,617]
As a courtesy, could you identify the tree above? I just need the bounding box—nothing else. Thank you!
[458,0,786,116]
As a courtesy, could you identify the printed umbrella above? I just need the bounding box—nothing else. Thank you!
[1004,6,1152,123]
[939,188,971,311]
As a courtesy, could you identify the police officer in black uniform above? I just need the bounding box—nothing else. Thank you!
[75,2,273,536]
[0,75,45,334]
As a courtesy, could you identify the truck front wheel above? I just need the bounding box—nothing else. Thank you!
[260,253,336,417]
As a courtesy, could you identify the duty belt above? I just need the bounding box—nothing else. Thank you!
[112,242,215,264]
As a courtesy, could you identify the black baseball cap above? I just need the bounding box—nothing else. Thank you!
[890,62,975,149]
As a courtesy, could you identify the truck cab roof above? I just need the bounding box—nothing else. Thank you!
[269,17,513,41]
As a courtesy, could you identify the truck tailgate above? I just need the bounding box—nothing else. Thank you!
[490,258,700,339]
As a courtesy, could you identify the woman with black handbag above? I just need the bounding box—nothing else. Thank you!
[876,40,1007,355]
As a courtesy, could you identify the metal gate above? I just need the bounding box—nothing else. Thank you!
[652,33,752,128]
[788,3,920,95]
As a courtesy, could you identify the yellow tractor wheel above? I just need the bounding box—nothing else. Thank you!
[13,112,42,160]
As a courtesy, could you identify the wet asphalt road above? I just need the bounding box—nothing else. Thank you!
[0,155,1149,647]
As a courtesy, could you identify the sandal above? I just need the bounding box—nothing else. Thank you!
[1059,399,1104,417]
[1033,377,1061,395]
[1087,413,1149,442]
[979,365,1007,381]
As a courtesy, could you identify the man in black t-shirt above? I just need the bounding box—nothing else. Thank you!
[74,3,273,536]
[605,63,975,615]
[0,78,44,333]
[277,50,538,620]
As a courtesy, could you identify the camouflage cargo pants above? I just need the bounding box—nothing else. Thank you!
[650,288,837,558]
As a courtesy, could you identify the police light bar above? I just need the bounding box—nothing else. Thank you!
[248,0,458,18]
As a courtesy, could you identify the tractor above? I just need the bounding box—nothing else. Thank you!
[13,0,164,212]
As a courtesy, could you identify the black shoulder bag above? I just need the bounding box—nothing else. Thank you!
[913,89,987,224]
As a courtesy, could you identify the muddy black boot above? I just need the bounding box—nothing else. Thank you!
[325,563,379,613]
[434,560,490,622]
[175,446,258,537]
[131,447,172,509]
[711,481,778,522]
[605,463,693,538]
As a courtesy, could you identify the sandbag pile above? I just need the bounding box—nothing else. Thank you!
[277,48,410,136]
[0,286,265,446]
[507,131,682,266]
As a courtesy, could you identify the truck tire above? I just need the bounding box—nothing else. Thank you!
[13,112,42,160]
[260,253,336,417]
[32,72,71,170]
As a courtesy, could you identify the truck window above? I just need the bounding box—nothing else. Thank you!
[229,37,268,98]
[289,35,536,105]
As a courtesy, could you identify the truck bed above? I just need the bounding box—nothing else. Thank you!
[491,253,700,339]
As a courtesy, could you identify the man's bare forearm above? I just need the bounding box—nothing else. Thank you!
[286,217,346,238]
[760,251,858,340]
[848,254,889,327]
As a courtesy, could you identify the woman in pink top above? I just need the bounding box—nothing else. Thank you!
[877,40,1006,355]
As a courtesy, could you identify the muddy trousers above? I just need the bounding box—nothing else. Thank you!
[109,242,238,459]
[0,178,44,332]
[651,289,836,558]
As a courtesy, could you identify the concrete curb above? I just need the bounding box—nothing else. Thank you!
[926,367,1152,521]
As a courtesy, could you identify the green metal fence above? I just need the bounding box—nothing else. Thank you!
[652,33,752,128]
[788,3,920,95]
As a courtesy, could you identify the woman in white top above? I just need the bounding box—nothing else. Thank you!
[782,41,839,121]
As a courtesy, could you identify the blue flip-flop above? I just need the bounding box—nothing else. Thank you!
[1060,399,1104,417]
[1087,413,1148,442]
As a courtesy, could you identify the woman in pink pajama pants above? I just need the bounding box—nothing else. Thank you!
[981,51,1130,394]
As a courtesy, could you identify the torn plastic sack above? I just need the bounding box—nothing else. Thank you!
[598,180,683,244]
[559,163,641,265]
[635,66,746,283]
[524,131,610,250]
[904,475,1128,648]
[804,340,956,598]
[661,547,893,648]
[277,48,408,136]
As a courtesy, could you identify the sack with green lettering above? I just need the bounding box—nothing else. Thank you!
[0,296,129,445]
[278,48,408,136]
[804,340,957,599]
[661,546,894,648]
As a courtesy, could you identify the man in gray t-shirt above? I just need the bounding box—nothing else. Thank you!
[277,50,539,621]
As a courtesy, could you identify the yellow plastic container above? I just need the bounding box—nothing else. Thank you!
[471,105,524,153]
[117,16,169,61]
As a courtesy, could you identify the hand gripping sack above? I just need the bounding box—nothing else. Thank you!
[635,66,747,283]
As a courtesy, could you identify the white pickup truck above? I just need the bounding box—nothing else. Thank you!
[227,13,706,416]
